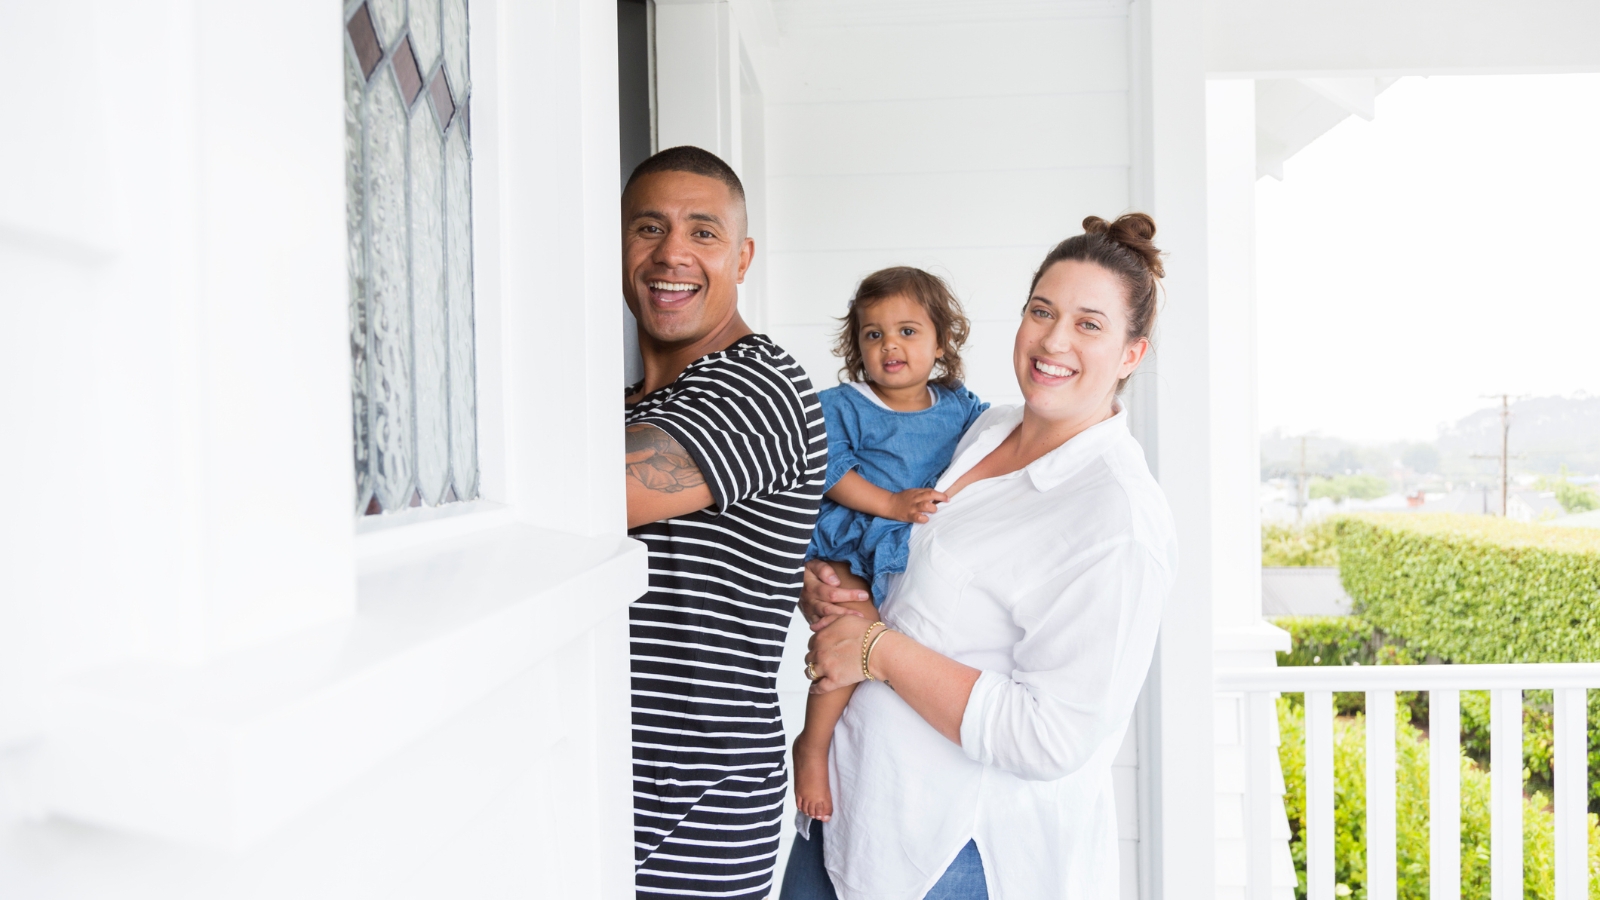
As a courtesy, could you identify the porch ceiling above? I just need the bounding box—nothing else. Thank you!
[768,0,1129,31]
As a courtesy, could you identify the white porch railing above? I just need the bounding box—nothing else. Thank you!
[1216,663,1600,900]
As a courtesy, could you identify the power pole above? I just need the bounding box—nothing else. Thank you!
[1470,394,1520,517]
[1295,435,1308,524]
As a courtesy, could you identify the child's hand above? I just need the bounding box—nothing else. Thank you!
[887,488,947,524]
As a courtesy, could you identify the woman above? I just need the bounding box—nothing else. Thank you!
[780,214,1178,900]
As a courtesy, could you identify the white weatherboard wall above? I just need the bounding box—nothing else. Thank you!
[761,12,1134,407]
[0,0,644,897]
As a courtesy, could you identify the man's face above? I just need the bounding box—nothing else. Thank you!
[622,171,753,346]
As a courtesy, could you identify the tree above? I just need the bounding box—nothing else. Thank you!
[1534,467,1600,514]
[1309,474,1391,502]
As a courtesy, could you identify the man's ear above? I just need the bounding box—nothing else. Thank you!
[736,236,755,284]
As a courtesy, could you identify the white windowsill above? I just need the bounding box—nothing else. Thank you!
[20,521,648,850]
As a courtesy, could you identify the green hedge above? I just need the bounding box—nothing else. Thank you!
[1276,697,1600,900]
[1263,520,1343,567]
[1336,514,1600,664]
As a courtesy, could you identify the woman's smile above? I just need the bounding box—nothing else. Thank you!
[1030,357,1078,383]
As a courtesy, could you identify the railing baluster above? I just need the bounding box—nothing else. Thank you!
[1306,690,1335,900]
[1367,690,1397,900]
[1554,688,1587,900]
[1430,689,1461,900]
[1245,691,1277,900]
[1490,688,1523,900]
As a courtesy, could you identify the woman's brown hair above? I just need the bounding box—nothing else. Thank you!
[833,266,971,388]
[1027,213,1164,391]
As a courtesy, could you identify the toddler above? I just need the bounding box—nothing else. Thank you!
[794,266,987,822]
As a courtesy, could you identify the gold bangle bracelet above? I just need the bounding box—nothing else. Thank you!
[859,622,886,681]
[864,627,893,682]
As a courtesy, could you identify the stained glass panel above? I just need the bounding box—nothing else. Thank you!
[445,122,477,500]
[429,70,455,130]
[411,102,449,507]
[364,69,414,512]
[346,44,373,512]
[369,0,406,48]
[442,0,469,101]
[347,4,382,79]
[346,1,476,515]
[410,0,442,84]
[393,36,424,105]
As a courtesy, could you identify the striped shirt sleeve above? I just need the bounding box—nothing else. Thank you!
[632,354,809,515]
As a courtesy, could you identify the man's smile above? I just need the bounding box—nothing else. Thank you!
[646,280,703,306]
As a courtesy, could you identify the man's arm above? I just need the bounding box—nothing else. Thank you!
[625,424,715,529]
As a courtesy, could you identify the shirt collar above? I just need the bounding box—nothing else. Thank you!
[938,402,1130,494]
[1025,402,1129,492]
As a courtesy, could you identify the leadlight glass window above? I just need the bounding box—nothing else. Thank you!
[345,0,478,515]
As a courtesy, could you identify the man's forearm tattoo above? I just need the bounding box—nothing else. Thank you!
[625,425,706,494]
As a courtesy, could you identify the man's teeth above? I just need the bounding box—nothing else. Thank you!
[649,282,700,292]
[1035,360,1073,377]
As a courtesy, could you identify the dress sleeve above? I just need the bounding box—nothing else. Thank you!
[631,355,810,514]
[957,537,1170,781]
[820,389,861,492]
[958,387,990,433]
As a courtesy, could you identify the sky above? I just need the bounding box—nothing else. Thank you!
[1255,75,1600,444]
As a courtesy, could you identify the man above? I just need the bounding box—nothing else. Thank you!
[622,146,826,899]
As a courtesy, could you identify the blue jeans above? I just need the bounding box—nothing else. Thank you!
[779,818,988,900]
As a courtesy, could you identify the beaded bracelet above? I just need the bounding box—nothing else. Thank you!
[859,622,886,681]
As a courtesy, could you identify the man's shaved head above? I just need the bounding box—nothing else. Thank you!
[624,146,747,233]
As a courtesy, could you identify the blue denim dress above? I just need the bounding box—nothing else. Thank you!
[806,382,988,604]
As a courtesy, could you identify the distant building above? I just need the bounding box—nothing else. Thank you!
[1508,490,1567,523]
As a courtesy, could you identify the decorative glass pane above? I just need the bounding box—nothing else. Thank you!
[445,121,477,500]
[347,4,383,79]
[442,0,468,101]
[393,36,424,105]
[346,1,476,515]
[410,0,442,84]
[369,0,405,48]
[365,68,415,512]
[411,102,449,507]
[346,43,373,512]
[428,70,455,130]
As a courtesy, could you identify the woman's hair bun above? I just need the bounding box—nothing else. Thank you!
[1082,213,1163,279]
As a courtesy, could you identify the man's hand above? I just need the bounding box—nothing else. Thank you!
[626,424,714,528]
[800,560,872,629]
[885,488,947,524]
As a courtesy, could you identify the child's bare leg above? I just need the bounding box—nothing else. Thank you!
[794,564,877,822]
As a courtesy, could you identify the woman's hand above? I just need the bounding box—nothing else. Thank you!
[886,488,947,524]
[799,560,871,628]
[805,612,877,694]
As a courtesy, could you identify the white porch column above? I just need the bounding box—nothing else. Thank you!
[1132,0,1217,895]
[1205,78,1296,900]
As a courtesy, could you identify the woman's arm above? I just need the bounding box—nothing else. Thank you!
[806,614,979,745]
[826,471,946,524]
[807,538,1171,778]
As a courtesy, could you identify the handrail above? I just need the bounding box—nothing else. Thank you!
[1216,662,1600,692]
[1220,663,1596,900]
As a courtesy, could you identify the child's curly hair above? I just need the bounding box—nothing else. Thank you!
[833,267,971,388]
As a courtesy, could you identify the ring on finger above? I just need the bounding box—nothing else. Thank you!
[805,661,820,682]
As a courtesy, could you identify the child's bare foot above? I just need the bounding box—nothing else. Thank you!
[792,735,833,822]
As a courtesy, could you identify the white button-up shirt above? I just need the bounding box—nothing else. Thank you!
[821,403,1177,900]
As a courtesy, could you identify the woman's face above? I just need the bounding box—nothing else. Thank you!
[1013,260,1148,424]
[857,293,943,390]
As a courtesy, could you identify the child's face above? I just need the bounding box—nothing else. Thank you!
[857,293,944,390]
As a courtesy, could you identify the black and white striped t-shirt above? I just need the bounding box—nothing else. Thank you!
[627,334,826,899]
